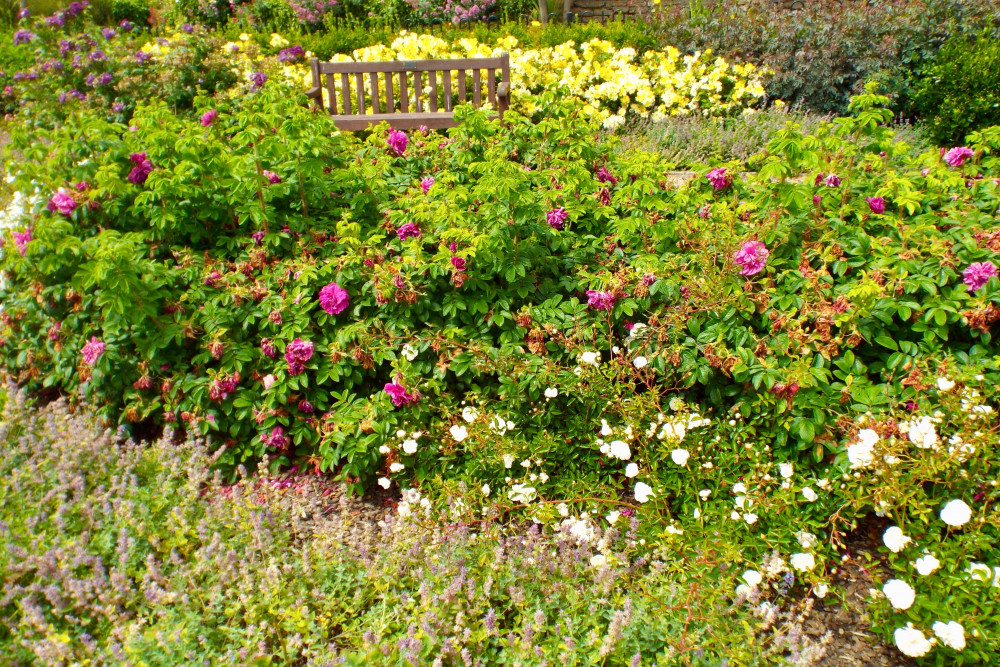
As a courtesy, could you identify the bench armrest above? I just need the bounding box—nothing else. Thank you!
[497,81,510,99]
[304,86,321,99]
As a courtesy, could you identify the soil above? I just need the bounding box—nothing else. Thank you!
[797,515,915,667]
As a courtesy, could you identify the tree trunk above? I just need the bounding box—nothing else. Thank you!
[563,0,573,22]
[538,0,549,24]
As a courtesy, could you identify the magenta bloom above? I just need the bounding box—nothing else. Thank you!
[420,177,434,194]
[866,196,885,214]
[298,400,314,413]
[706,167,729,190]
[586,290,617,311]
[48,321,62,340]
[249,71,267,91]
[546,207,567,230]
[47,189,78,216]
[319,282,349,315]
[824,174,841,187]
[388,130,408,156]
[963,261,997,292]
[12,228,31,256]
[596,166,618,185]
[698,204,711,219]
[127,152,153,186]
[384,381,417,407]
[450,256,466,271]
[284,337,314,376]
[262,170,281,185]
[733,240,769,277]
[260,337,277,359]
[396,223,421,240]
[81,336,105,365]
[265,426,288,449]
[201,109,217,126]
[945,147,974,168]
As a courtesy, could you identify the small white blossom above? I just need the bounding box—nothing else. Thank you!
[698,489,711,500]
[600,419,612,437]
[670,448,690,465]
[779,463,794,479]
[377,477,391,489]
[580,351,600,366]
[790,553,816,572]
[883,526,912,553]
[633,356,648,369]
[481,483,490,496]
[401,344,418,361]
[508,483,536,503]
[589,554,607,568]
[801,487,818,502]
[625,462,639,478]
[389,462,405,472]
[914,552,940,576]
[847,428,879,468]
[936,377,956,392]
[634,482,654,503]
[742,570,762,587]
[939,499,972,527]
[606,510,620,524]
[609,440,631,460]
[894,626,931,658]
[462,406,478,423]
[933,621,966,651]
[544,387,558,398]
[883,579,915,610]
[503,454,514,468]
[402,438,418,454]
[449,424,468,443]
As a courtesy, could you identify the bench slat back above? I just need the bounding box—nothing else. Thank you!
[308,55,510,130]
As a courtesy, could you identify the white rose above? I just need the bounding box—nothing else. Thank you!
[742,570,762,587]
[544,387,558,398]
[939,499,972,527]
[732,482,747,494]
[481,483,490,496]
[589,554,607,568]
[913,552,940,576]
[893,627,931,658]
[462,406,478,423]
[790,553,816,572]
[609,440,631,460]
[600,419,612,437]
[936,377,956,392]
[397,501,411,517]
[882,579,915,610]
[801,487,818,502]
[396,429,407,438]
[932,621,966,651]
[503,454,514,468]
[262,374,276,389]
[796,530,818,549]
[377,477,391,489]
[814,583,828,598]
[779,463,793,479]
[450,424,468,443]
[402,438,418,454]
[671,448,690,465]
[389,462,405,472]
[743,513,758,524]
[401,344,418,361]
[698,489,711,500]
[883,526,912,553]
[606,511,620,525]
[580,351,600,366]
[633,356,648,369]
[625,462,639,478]
[634,482,654,503]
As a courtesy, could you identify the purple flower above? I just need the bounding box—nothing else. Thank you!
[200,109,217,126]
[18,7,29,19]
[101,27,116,40]
[384,381,417,407]
[48,321,62,340]
[285,338,314,376]
[298,400,314,414]
[251,231,266,246]
[112,101,124,112]
[546,207,567,230]
[81,336,105,365]
[319,282,349,315]
[733,240,769,276]
[387,130,408,156]
[824,174,841,188]
[88,50,106,62]
[12,228,31,256]
[866,196,885,214]
[127,152,153,186]
[249,71,267,91]
[450,256,466,271]
[260,338,277,359]
[119,19,133,31]
[262,170,281,185]
[706,167,729,190]
[596,167,618,185]
[180,23,194,33]
[812,194,822,206]
[586,290,617,311]
[45,14,65,28]
[944,147,974,168]
[65,1,87,18]
[278,45,305,62]
[963,261,997,292]
[96,72,113,86]
[47,189,78,216]
[135,50,151,63]
[396,223,421,240]
[13,30,35,45]
[420,177,434,194]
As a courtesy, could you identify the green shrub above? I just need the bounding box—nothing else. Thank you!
[913,34,1000,147]
[111,0,150,27]
[651,0,1000,116]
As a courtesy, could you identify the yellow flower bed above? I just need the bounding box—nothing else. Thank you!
[294,31,768,128]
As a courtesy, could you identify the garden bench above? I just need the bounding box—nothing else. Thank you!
[305,55,511,131]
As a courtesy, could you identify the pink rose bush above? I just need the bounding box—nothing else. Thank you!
[318,282,349,315]
[733,241,769,276]
[944,147,974,167]
[963,262,997,292]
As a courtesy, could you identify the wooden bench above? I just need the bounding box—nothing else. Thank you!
[305,54,510,131]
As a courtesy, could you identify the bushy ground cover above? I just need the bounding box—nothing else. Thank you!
[0,390,798,665]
